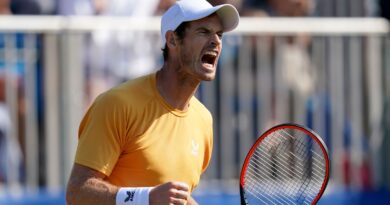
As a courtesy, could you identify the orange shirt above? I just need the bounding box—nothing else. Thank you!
[75,73,213,192]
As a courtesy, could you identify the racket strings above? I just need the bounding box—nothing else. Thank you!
[246,154,313,204]
[243,128,327,205]
[246,147,316,204]
[268,131,325,183]
[245,175,299,205]
[252,144,324,186]
[246,159,308,205]
[277,129,326,201]
[276,130,326,182]
[278,130,326,180]
[248,142,320,203]
[245,171,292,205]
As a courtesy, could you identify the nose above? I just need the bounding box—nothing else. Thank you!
[210,33,222,47]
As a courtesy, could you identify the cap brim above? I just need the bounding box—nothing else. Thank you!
[215,4,240,32]
[183,4,239,32]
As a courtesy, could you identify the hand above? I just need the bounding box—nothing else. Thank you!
[149,181,189,205]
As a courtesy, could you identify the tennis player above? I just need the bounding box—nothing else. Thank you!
[66,0,239,204]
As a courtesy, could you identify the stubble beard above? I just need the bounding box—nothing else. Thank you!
[177,45,218,83]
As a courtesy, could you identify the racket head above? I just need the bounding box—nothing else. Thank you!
[240,123,330,205]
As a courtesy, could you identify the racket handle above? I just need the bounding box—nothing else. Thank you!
[240,186,247,205]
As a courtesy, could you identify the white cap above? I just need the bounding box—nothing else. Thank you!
[161,0,240,48]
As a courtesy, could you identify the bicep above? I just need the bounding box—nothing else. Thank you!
[68,163,107,184]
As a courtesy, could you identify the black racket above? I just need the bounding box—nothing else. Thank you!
[240,123,330,205]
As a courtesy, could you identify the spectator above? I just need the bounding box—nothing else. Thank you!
[154,0,176,15]
[57,0,167,105]
[57,0,94,15]
[10,0,41,15]
[239,0,317,129]
[242,0,316,97]
[242,0,314,17]
[0,75,23,185]
[0,0,11,14]
[379,0,390,21]
[209,0,243,13]
[0,0,41,185]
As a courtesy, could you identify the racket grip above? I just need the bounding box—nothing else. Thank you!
[240,185,247,205]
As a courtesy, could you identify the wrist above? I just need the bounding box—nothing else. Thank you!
[116,187,152,205]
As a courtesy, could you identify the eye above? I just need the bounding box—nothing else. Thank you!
[199,29,208,34]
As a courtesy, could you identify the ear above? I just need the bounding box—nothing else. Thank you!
[165,31,177,49]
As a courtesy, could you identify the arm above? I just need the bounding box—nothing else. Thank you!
[66,163,118,205]
[187,195,199,205]
[66,163,190,205]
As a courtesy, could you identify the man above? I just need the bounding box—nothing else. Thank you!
[66,0,239,205]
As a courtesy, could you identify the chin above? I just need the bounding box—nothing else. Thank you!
[197,64,217,81]
[202,74,216,81]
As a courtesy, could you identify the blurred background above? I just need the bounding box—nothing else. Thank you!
[0,0,389,204]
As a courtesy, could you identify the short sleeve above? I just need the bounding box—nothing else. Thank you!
[74,92,129,176]
[201,112,213,173]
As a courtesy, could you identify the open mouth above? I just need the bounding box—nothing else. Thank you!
[201,51,218,67]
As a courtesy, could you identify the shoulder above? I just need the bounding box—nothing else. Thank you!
[112,74,154,98]
[94,73,155,109]
[190,97,213,124]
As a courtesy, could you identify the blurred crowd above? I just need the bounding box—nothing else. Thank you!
[0,0,386,18]
[0,0,389,188]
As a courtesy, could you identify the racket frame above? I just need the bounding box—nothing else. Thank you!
[239,123,330,205]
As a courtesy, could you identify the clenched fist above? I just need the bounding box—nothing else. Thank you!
[149,182,190,205]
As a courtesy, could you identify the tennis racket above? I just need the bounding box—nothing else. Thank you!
[240,123,330,205]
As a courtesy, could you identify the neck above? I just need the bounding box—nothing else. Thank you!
[156,62,200,111]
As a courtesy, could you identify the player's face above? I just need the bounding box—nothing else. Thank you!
[176,14,223,81]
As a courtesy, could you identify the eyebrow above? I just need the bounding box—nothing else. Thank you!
[195,26,223,34]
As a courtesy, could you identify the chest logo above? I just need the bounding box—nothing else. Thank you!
[191,139,199,156]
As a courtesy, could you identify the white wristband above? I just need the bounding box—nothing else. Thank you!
[116,187,152,205]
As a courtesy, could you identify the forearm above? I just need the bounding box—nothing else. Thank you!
[187,195,199,205]
[66,173,119,205]
[67,164,192,205]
